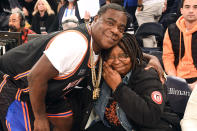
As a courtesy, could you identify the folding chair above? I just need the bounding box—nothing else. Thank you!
[135,22,164,49]
[135,22,164,66]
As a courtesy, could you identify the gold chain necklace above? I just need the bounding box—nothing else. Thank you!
[90,38,102,100]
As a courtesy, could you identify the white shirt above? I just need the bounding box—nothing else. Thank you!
[44,31,98,76]
[142,0,164,5]
[62,8,76,23]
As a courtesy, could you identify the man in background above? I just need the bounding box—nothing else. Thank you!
[163,0,197,120]
[163,0,197,89]
[135,0,167,47]
[9,9,35,43]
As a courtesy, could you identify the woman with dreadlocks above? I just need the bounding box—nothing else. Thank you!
[86,33,180,131]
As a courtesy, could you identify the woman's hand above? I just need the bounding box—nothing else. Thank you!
[102,62,122,91]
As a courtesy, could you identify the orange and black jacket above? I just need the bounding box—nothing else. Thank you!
[168,24,197,70]
[163,16,197,79]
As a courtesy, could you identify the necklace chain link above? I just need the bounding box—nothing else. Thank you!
[90,39,102,100]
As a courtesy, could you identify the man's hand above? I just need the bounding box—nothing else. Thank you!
[23,7,29,16]
[144,53,165,84]
[34,117,50,131]
[188,81,197,91]
[102,62,122,91]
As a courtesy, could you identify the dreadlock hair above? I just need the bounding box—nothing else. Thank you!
[119,33,143,70]
[103,33,143,70]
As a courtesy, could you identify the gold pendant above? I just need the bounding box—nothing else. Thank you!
[92,88,100,100]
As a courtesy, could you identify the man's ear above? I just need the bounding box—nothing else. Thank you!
[180,8,183,15]
[93,15,99,23]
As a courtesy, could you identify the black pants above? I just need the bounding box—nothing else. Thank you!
[85,121,125,131]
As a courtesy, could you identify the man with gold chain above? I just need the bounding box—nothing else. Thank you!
[0,3,164,131]
[0,3,128,131]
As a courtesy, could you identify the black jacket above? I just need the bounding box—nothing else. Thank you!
[31,12,56,34]
[75,62,181,131]
[114,64,165,128]
[113,63,180,131]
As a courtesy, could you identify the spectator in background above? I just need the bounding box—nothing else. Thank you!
[31,0,56,34]
[57,0,66,13]
[162,0,197,119]
[0,0,11,31]
[58,0,90,29]
[124,0,138,24]
[0,0,23,31]
[135,0,167,47]
[0,0,10,12]
[61,15,79,30]
[159,0,182,31]
[166,0,181,14]
[9,9,35,43]
[49,0,90,32]
[18,0,37,24]
[162,0,197,90]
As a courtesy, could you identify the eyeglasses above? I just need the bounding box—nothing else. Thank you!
[107,53,129,61]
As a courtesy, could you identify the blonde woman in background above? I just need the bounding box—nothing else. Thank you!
[58,0,90,29]
[31,0,56,34]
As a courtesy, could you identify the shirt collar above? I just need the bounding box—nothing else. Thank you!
[122,71,132,85]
